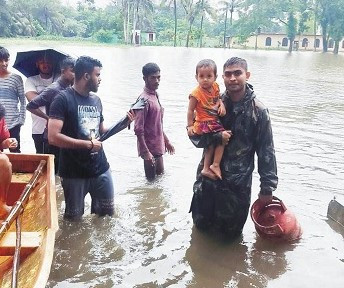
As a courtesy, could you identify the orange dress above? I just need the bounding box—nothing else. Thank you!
[190,82,224,135]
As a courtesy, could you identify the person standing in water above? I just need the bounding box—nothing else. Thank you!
[134,63,175,181]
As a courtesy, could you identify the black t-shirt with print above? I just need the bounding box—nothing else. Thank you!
[49,87,109,178]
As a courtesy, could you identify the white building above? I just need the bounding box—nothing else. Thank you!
[231,33,344,52]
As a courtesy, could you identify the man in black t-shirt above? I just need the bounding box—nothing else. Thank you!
[48,56,135,220]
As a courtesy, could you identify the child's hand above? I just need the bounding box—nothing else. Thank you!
[218,102,226,117]
[187,126,194,137]
[2,138,18,149]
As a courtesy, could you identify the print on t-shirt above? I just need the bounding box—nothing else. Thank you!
[78,105,100,139]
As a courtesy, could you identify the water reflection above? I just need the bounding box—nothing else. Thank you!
[185,227,295,288]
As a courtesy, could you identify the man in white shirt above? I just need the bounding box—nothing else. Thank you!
[25,55,55,153]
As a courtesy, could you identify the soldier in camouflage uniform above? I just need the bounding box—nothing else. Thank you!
[189,57,278,238]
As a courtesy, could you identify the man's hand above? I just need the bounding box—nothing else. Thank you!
[90,138,103,152]
[143,151,155,166]
[165,142,175,155]
[221,130,232,145]
[258,193,273,205]
[127,110,135,123]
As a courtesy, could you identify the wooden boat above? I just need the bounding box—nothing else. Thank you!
[327,196,344,228]
[0,153,58,288]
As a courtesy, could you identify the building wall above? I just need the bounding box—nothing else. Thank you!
[141,32,156,43]
[232,33,344,52]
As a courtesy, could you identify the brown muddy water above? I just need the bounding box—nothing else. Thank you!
[5,44,344,288]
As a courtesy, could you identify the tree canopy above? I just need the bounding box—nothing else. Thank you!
[1,0,343,53]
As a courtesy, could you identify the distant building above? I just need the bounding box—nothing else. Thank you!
[141,31,156,43]
[131,30,156,45]
[231,33,344,52]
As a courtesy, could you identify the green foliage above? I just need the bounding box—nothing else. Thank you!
[0,0,343,51]
[93,29,115,43]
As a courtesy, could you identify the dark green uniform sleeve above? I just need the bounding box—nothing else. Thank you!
[255,108,278,195]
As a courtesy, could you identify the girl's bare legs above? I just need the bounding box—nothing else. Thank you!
[0,153,12,218]
[201,145,217,180]
[210,143,225,180]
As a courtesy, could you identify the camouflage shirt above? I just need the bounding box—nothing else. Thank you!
[190,84,278,235]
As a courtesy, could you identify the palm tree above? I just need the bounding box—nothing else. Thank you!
[161,0,178,47]
[218,0,243,48]
[198,0,216,47]
[131,0,154,44]
[181,0,203,47]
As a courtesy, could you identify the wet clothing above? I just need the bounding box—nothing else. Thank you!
[190,82,224,135]
[61,168,114,220]
[190,84,278,237]
[49,87,112,219]
[49,87,109,178]
[134,87,166,157]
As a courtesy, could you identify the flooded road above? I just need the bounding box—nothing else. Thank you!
[6,44,344,287]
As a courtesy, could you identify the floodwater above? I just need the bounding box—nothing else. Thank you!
[5,44,344,287]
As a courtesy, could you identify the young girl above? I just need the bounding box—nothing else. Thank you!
[187,59,229,180]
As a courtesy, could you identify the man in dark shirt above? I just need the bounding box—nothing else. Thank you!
[48,56,134,221]
[190,57,278,239]
[27,57,75,173]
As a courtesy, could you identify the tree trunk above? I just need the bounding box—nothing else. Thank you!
[186,23,192,48]
[321,24,328,52]
[199,0,205,48]
[174,0,177,47]
[288,36,294,53]
[333,41,339,54]
[132,3,138,45]
[223,5,228,48]
[199,14,204,48]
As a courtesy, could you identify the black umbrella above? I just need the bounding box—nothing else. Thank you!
[100,98,147,142]
[13,48,70,78]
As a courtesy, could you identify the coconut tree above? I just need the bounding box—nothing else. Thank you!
[181,0,204,47]
[198,0,216,47]
[218,0,244,48]
[161,0,178,46]
[131,0,154,44]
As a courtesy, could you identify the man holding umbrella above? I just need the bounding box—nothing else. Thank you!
[13,48,68,154]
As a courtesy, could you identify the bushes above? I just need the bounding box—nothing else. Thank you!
[94,29,115,43]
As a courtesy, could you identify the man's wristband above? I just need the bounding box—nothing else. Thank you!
[89,139,94,151]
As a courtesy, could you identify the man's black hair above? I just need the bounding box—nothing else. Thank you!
[0,46,10,60]
[196,59,217,76]
[142,63,160,77]
[223,57,248,71]
[60,57,76,70]
[74,56,102,81]
[0,103,6,120]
